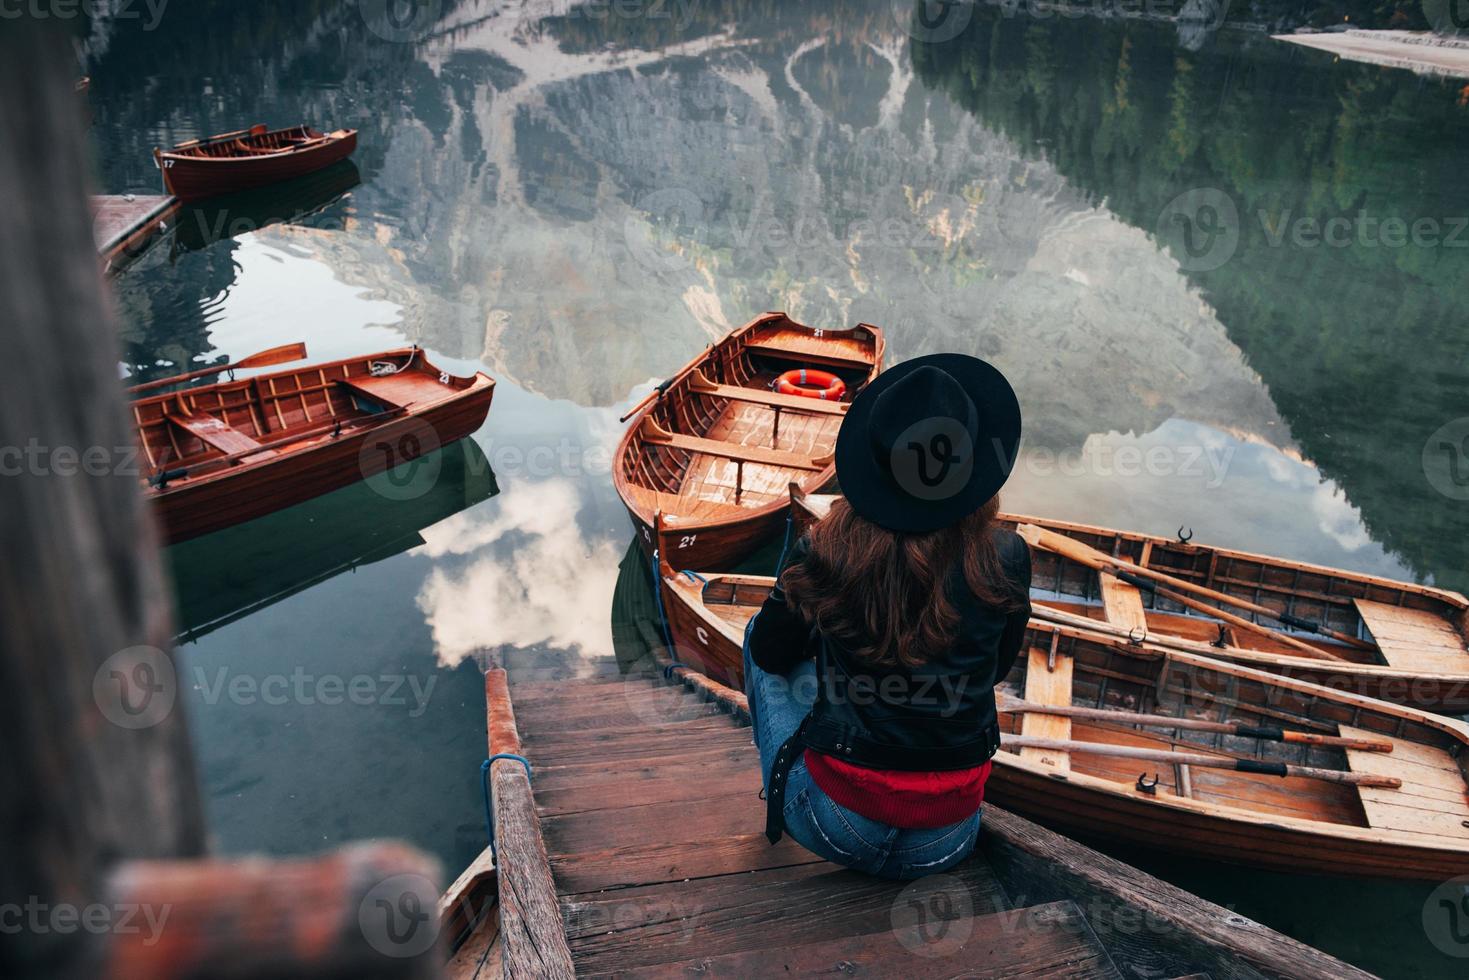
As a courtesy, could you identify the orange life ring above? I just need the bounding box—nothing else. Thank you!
[774,368,846,400]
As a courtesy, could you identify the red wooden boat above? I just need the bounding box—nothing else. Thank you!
[613,312,883,570]
[129,346,494,545]
[153,124,358,202]
[791,488,1469,713]
[655,554,1469,881]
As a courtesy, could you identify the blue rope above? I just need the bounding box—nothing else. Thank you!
[681,570,708,583]
[650,547,684,678]
[481,753,532,860]
[774,511,794,575]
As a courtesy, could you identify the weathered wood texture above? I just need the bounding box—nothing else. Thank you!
[485,670,576,979]
[499,644,1362,978]
[0,30,442,980]
[0,28,205,978]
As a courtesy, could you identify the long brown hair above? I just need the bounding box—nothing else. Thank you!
[780,497,1024,669]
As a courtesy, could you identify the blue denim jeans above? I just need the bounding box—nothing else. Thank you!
[743,619,981,879]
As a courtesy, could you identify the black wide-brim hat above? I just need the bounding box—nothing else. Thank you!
[835,353,1021,534]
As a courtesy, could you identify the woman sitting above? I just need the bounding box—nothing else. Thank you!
[745,353,1030,879]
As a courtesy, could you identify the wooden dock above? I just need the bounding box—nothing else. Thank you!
[457,642,1370,979]
[92,193,178,273]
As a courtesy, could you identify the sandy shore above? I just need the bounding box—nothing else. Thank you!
[1274,30,1469,80]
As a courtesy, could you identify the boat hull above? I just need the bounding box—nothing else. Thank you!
[159,130,358,202]
[614,312,882,571]
[654,562,1469,881]
[790,490,1469,714]
[151,388,492,544]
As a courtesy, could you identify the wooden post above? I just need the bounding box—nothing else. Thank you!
[485,671,576,979]
[0,25,441,980]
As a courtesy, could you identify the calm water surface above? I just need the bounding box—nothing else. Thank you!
[84,3,1469,975]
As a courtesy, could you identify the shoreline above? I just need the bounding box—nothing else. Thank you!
[1274,29,1469,80]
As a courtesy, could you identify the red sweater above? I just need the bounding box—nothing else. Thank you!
[804,750,991,829]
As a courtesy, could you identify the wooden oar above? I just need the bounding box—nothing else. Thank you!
[1017,524,1351,664]
[997,695,1394,752]
[1020,522,1373,650]
[1001,735,1401,788]
[127,342,308,395]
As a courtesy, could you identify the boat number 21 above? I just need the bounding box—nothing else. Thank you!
[677,535,697,549]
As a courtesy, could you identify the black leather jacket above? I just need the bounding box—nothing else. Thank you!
[747,530,1031,771]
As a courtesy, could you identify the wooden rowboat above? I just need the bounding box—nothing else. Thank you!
[656,556,1469,880]
[613,312,882,570]
[154,124,358,202]
[129,347,494,545]
[791,488,1469,714]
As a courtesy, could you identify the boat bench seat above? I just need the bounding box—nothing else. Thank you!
[166,412,275,460]
[1099,573,1149,633]
[689,369,848,415]
[336,372,441,411]
[1341,725,1469,837]
[640,417,828,471]
[1353,599,1467,672]
[744,341,874,372]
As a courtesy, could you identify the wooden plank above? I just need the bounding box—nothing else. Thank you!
[1020,646,1074,773]
[484,670,575,980]
[165,411,273,457]
[1100,572,1149,633]
[640,418,828,471]
[1354,599,1468,671]
[602,900,1120,979]
[563,860,1009,973]
[979,808,1374,980]
[688,369,848,415]
[553,833,821,894]
[1343,725,1469,836]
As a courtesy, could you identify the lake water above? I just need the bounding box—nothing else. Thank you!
[84,3,1469,976]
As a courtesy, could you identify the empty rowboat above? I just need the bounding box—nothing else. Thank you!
[154,124,358,202]
[655,555,1469,880]
[791,488,1469,714]
[129,345,494,545]
[613,312,882,570]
